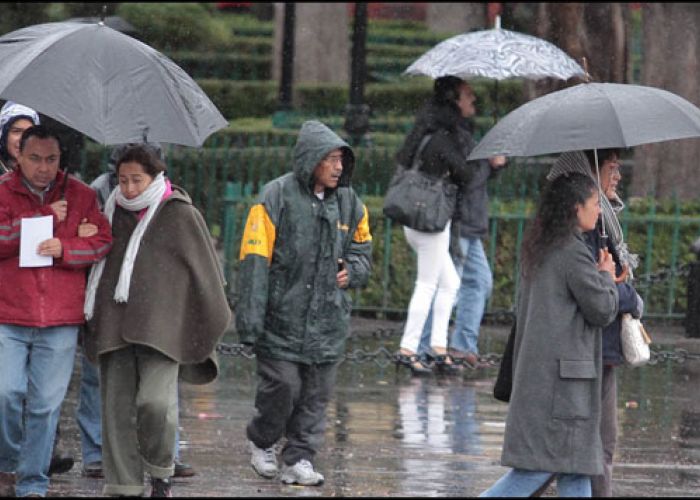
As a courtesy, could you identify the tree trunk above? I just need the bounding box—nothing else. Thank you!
[272,3,349,85]
[582,3,627,83]
[426,3,487,34]
[526,3,587,101]
[630,4,700,199]
[526,3,627,100]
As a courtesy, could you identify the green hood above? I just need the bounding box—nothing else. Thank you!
[293,120,355,192]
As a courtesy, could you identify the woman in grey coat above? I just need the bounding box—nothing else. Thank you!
[480,173,618,497]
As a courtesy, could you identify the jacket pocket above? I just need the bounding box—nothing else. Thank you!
[551,359,596,420]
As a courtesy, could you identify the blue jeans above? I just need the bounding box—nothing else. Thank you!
[0,324,78,496]
[77,352,102,465]
[419,237,492,355]
[479,469,591,497]
[74,352,182,464]
[450,237,492,354]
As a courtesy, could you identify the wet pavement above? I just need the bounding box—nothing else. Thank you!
[47,319,700,497]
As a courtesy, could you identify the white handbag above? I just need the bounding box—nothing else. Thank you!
[620,313,652,367]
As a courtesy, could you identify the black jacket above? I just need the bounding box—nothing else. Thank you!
[396,99,474,185]
[396,98,495,237]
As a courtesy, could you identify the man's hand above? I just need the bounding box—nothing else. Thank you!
[488,155,507,169]
[50,200,68,222]
[37,238,63,258]
[78,218,98,238]
[336,267,349,289]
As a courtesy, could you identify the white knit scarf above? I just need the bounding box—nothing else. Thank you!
[84,172,166,320]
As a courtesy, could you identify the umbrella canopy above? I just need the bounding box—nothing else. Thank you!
[0,21,228,147]
[468,82,700,160]
[404,21,586,81]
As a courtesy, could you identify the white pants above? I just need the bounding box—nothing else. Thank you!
[400,222,461,352]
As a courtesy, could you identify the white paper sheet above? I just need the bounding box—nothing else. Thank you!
[20,215,53,267]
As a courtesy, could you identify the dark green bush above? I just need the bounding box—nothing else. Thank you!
[196,79,278,119]
[117,2,231,51]
[168,52,271,80]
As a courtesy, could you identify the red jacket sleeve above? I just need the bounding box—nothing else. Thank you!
[0,203,55,259]
[56,191,113,268]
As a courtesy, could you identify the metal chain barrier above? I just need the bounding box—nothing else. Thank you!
[217,262,697,367]
[635,262,691,287]
[216,328,700,368]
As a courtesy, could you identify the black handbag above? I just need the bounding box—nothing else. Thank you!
[493,320,516,403]
[383,134,458,233]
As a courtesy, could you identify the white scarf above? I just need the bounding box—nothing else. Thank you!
[84,172,166,320]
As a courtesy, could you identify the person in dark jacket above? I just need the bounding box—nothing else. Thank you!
[395,76,505,374]
[547,149,643,497]
[480,172,618,497]
[0,126,112,497]
[236,120,372,486]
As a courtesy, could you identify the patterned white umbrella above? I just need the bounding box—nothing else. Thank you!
[404,17,585,82]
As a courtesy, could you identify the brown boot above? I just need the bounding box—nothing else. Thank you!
[0,471,15,497]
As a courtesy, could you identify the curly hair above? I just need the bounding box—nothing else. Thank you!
[520,173,597,278]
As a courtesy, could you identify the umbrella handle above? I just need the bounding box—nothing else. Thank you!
[60,170,69,200]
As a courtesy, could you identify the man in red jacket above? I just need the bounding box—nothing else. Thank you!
[0,125,112,497]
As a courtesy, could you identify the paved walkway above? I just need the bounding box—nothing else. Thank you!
[46,319,700,497]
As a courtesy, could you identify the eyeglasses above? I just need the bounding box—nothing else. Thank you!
[323,154,343,165]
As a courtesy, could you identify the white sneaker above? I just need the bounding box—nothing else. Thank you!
[279,459,324,486]
[249,440,278,478]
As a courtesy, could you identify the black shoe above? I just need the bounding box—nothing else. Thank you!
[394,351,432,376]
[48,450,74,476]
[173,460,196,478]
[150,477,172,497]
[426,350,461,375]
[82,460,103,478]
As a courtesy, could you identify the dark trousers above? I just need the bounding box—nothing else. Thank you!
[591,365,618,497]
[246,356,338,466]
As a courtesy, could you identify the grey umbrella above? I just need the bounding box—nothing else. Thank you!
[467,82,700,160]
[0,21,227,147]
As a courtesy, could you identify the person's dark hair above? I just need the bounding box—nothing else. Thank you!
[520,172,598,278]
[583,148,620,173]
[115,144,167,178]
[19,125,62,153]
[433,75,466,106]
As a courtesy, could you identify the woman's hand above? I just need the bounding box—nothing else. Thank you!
[597,249,615,279]
[78,218,98,238]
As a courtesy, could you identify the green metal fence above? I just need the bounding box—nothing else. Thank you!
[77,142,700,323]
[219,181,700,323]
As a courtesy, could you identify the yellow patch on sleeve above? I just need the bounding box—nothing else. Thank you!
[353,204,372,243]
[239,204,276,263]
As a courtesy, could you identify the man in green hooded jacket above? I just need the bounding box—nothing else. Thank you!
[235,120,372,486]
